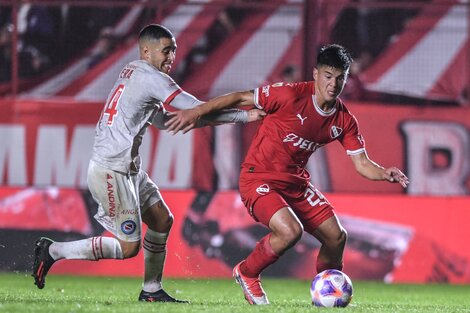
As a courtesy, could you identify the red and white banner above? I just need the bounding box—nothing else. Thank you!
[362,0,469,103]
[0,187,91,235]
[2,188,468,283]
[1,99,470,195]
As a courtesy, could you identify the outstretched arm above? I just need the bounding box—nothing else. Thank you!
[198,108,266,126]
[152,108,265,130]
[165,90,255,134]
[350,152,409,188]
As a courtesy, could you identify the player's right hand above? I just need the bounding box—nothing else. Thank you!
[165,108,201,134]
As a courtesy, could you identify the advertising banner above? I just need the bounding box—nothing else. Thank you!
[1,187,469,283]
[1,99,470,195]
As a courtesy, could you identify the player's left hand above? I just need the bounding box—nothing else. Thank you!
[384,167,409,188]
[165,108,201,134]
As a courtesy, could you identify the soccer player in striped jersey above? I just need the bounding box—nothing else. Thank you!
[32,24,265,303]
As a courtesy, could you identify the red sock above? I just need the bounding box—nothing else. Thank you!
[240,233,280,278]
[316,260,343,273]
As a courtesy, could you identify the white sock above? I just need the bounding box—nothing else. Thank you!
[142,229,168,293]
[49,237,123,260]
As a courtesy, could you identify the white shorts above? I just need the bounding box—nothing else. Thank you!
[87,160,162,242]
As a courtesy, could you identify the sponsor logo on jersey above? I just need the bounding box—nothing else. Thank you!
[296,114,307,125]
[330,126,343,139]
[283,133,322,152]
[106,174,116,217]
[262,85,270,98]
[121,209,138,215]
[256,184,270,195]
[121,220,137,235]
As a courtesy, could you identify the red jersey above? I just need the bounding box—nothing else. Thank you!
[241,81,365,184]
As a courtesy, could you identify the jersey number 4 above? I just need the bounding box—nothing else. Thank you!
[102,84,125,126]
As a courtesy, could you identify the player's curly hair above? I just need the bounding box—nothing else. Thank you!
[317,44,353,71]
[139,24,174,42]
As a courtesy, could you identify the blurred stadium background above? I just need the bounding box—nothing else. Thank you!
[0,0,469,284]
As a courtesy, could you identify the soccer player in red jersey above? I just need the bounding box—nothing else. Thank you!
[166,44,409,305]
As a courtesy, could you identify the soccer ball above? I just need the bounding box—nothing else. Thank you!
[310,269,353,307]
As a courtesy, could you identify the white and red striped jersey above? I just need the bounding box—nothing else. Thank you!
[92,60,249,174]
[91,60,200,174]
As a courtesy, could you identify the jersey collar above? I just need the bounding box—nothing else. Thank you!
[312,94,336,117]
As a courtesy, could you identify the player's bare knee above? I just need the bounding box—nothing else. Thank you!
[120,240,141,258]
[321,228,347,251]
[329,229,347,249]
[162,211,174,229]
[152,211,173,233]
[275,223,303,248]
[338,228,348,246]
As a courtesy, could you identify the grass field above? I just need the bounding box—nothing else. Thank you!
[1,272,470,313]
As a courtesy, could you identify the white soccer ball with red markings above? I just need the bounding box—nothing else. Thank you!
[310,269,353,307]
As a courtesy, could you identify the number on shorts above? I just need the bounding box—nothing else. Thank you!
[102,84,125,126]
[304,186,327,207]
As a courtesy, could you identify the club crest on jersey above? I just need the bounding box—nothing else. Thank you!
[330,126,343,139]
[121,220,137,235]
[256,184,270,195]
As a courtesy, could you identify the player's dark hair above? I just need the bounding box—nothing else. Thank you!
[317,44,352,71]
[139,24,174,42]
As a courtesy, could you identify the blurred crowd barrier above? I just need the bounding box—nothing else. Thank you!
[0,0,468,105]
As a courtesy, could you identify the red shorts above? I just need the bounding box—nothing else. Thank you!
[239,173,335,233]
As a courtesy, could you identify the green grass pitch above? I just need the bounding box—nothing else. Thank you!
[1,272,470,313]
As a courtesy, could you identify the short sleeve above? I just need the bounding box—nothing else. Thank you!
[339,114,366,155]
[254,83,293,113]
[145,71,183,110]
[166,90,202,112]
